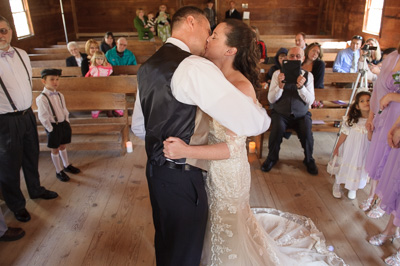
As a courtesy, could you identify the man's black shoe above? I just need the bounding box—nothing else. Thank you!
[31,189,59,200]
[261,158,277,172]
[13,208,31,222]
[56,171,70,182]
[0,227,25,241]
[304,160,318,175]
[64,164,81,174]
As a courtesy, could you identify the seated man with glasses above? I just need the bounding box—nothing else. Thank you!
[105,37,137,66]
[261,47,318,175]
[333,35,363,73]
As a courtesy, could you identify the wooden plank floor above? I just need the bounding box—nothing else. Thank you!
[0,132,397,265]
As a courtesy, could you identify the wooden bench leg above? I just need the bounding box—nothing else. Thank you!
[120,125,129,156]
[254,134,264,159]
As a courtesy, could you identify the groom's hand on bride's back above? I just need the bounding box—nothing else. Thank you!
[163,137,188,159]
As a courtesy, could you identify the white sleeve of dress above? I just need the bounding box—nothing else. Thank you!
[131,89,146,140]
[171,56,270,137]
[36,95,53,132]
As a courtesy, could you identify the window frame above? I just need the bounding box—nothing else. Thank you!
[9,0,34,39]
[362,0,385,36]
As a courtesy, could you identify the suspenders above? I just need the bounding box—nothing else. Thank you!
[0,47,32,112]
[41,93,66,124]
[13,47,32,87]
[0,77,18,111]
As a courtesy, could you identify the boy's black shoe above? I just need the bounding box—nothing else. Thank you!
[56,171,70,182]
[64,165,81,174]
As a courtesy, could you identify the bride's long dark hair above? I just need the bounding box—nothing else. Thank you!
[224,19,261,89]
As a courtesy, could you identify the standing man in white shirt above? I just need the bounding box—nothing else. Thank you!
[261,46,318,175]
[132,6,270,266]
[0,16,58,223]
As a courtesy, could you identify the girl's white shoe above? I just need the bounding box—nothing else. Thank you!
[348,190,357,200]
[332,183,341,198]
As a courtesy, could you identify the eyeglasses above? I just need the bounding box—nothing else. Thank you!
[352,35,363,40]
[0,28,10,35]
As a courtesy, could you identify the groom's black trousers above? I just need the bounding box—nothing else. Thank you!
[146,162,208,266]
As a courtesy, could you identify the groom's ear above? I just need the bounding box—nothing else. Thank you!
[225,47,237,56]
[185,15,195,31]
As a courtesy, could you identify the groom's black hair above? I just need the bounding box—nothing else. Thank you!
[171,6,206,31]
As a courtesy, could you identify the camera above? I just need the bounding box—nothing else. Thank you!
[362,44,377,51]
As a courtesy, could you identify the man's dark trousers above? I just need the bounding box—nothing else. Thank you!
[146,162,208,266]
[0,108,45,212]
[267,110,314,163]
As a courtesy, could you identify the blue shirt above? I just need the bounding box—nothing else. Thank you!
[106,47,137,66]
[333,48,360,73]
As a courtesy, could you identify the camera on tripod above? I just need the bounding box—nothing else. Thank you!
[361,44,377,51]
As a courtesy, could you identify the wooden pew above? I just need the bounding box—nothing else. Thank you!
[76,32,139,39]
[32,91,129,154]
[112,65,140,75]
[32,66,83,78]
[31,65,141,78]
[49,41,161,53]
[31,75,138,154]
[30,56,149,67]
[31,60,66,67]
[254,72,358,158]
[32,76,137,94]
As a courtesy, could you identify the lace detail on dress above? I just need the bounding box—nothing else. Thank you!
[201,119,347,266]
[340,116,368,135]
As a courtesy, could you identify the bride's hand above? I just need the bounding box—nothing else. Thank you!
[163,137,188,159]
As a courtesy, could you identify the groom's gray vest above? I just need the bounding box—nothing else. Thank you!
[138,43,196,166]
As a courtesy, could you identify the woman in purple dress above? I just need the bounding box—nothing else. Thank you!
[361,44,400,219]
[368,114,400,266]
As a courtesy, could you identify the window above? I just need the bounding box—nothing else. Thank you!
[9,0,33,38]
[363,0,384,36]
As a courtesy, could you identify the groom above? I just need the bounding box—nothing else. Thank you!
[132,6,270,266]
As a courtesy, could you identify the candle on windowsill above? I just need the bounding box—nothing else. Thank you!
[126,141,133,153]
[249,141,256,153]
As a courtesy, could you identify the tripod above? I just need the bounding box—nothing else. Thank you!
[330,55,370,159]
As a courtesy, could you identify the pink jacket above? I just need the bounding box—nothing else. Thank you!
[85,65,113,77]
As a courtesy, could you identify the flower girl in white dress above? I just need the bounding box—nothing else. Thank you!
[332,91,372,200]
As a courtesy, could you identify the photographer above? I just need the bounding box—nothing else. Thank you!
[358,38,382,81]
[261,47,318,175]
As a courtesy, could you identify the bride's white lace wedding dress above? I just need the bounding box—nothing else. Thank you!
[200,119,346,266]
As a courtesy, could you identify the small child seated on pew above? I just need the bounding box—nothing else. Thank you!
[85,51,123,118]
[331,91,372,200]
[146,12,156,33]
[36,69,81,182]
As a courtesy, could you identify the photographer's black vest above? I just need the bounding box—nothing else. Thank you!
[138,43,196,166]
[273,71,309,118]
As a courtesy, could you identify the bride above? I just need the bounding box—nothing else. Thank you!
[163,19,345,266]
